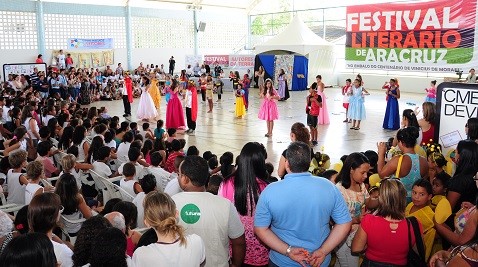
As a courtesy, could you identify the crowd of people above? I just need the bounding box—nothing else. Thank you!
[1,56,478,267]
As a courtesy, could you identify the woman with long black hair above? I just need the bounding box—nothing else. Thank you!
[218,142,270,267]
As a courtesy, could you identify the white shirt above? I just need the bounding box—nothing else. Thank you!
[144,166,171,191]
[23,117,39,140]
[132,234,205,266]
[57,54,66,65]
[25,183,43,205]
[164,174,182,196]
[52,240,73,267]
[132,192,146,228]
[77,140,87,162]
[59,168,81,189]
[42,115,54,126]
[172,192,245,267]
[120,178,137,197]
[118,162,143,181]
[116,142,131,165]
[2,106,11,122]
[6,170,25,205]
[186,90,192,108]
[92,161,112,179]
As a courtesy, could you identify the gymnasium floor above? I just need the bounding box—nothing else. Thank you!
[87,87,425,170]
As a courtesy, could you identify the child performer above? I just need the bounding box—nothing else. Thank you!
[242,74,251,110]
[206,75,214,113]
[122,73,133,117]
[164,75,172,104]
[149,73,161,109]
[347,78,369,130]
[235,83,246,118]
[199,74,207,103]
[165,80,186,129]
[214,77,224,102]
[185,81,198,135]
[342,79,352,123]
[258,79,279,137]
[306,82,322,146]
[425,80,437,104]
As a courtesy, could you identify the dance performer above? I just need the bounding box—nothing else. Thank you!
[235,83,246,118]
[342,79,352,122]
[137,76,158,121]
[256,66,265,93]
[306,82,322,146]
[277,68,289,101]
[316,75,330,125]
[164,75,172,104]
[199,74,207,102]
[242,74,250,110]
[258,79,279,137]
[348,78,368,130]
[122,73,133,117]
[149,73,161,109]
[165,80,186,129]
[185,81,198,135]
[206,75,214,113]
[424,80,437,103]
[382,78,400,130]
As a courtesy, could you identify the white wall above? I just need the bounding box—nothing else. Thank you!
[0,50,39,79]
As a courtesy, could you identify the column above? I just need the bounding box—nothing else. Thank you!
[125,1,133,71]
[193,9,198,56]
[36,0,45,56]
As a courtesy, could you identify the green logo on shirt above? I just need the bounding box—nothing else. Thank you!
[181,203,201,224]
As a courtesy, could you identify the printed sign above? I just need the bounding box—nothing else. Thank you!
[180,203,201,224]
[436,82,478,156]
[68,38,114,49]
[345,0,477,72]
[204,55,229,66]
[229,55,255,69]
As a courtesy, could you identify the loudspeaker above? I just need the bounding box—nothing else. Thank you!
[198,22,206,32]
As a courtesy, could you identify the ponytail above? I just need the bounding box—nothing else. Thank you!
[291,122,311,145]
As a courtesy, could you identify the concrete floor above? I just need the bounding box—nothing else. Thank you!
[88,87,425,170]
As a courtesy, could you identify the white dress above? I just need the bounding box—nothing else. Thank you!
[137,85,158,120]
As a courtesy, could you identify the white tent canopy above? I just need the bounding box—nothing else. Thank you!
[254,15,336,86]
[254,15,333,55]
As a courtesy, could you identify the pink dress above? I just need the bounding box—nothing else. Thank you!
[258,89,279,121]
[218,177,269,266]
[166,91,186,129]
[317,89,330,124]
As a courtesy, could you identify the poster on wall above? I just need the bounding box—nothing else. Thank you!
[436,82,478,158]
[345,0,478,72]
[68,38,114,49]
[185,55,203,67]
[204,55,229,67]
[103,50,114,66]
[78,53,91,68]
[3,63,47,81]
[91,52,104,68]
[229,55,255,69]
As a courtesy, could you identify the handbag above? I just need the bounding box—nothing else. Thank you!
[406,217,427,267]
[395,155,403,178]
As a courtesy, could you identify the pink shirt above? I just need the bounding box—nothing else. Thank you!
[36,156,57,178]
[218,177,269,266]
[426,87,436,98]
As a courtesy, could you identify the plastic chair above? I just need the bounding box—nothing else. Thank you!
[60,214,86,245]
[89,170,134,203]
[0,193,24,214]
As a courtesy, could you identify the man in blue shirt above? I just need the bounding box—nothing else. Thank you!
[254,141,352,267]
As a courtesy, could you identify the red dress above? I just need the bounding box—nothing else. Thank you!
[165,91,186,129]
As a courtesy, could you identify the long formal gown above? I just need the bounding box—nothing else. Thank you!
[382,87,400,130]
[317,89,330,124]
[277,75,286,99]
[258,89,279,121]
[166,91,186,129]
[149,78,161,109]
[137,86,158,120]
[347,86,366,121]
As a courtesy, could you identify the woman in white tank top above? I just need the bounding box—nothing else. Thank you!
[21,105,40,141]
[72,126,89,163]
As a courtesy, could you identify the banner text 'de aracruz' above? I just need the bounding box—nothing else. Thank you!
[345,0,477,70]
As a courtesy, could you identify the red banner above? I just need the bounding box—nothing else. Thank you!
[345,0,478,72]
[203,55,229,66]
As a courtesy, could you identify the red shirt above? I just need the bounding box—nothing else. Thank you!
[165,151,182,173]
[36,58,43,63]
[307,94,322,116]
[361,214,422,265]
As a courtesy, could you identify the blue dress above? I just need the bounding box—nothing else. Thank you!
[383,87,400,130]
[347,86,366,120]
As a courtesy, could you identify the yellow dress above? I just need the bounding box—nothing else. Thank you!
[405,203,436,261]
[149,78,161,109]
[235,90,246,117]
